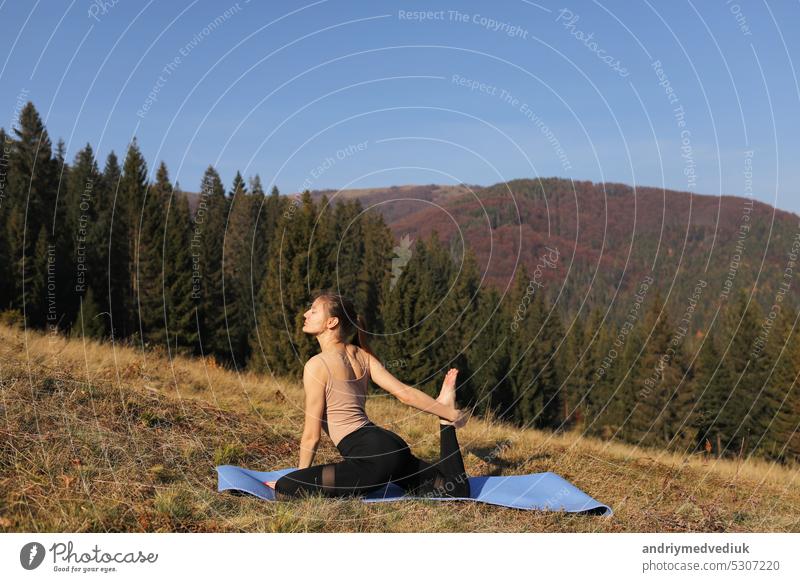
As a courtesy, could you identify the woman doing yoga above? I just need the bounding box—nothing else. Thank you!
[265,291,471,500]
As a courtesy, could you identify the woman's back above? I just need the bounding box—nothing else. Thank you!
[317,346,371,447]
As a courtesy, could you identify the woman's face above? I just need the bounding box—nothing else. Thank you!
[303,298,334,335]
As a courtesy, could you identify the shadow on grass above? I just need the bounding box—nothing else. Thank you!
[466,439,547,476]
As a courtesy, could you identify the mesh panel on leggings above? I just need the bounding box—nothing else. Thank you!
[321,464,336,495]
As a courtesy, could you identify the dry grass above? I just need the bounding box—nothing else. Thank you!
[1,323,798,532]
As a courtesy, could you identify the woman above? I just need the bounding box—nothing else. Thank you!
[265,291,471,500]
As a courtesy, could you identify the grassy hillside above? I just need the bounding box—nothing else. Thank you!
[1,322,798,532]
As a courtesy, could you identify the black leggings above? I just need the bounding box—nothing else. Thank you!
[274,422,470,499]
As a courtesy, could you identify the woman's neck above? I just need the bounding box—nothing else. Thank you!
[317,335,347,353]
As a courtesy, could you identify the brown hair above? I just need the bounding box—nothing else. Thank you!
[312,290,375,357]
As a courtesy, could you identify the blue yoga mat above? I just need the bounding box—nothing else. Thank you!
[216,465,612,516]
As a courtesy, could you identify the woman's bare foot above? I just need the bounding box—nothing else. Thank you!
[437,369,459,425]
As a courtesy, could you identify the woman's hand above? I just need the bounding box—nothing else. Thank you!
[265,480,277,489]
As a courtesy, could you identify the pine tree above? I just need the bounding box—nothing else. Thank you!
[195,166,228,360]
[663,343,695,450]
[247,176,273,294]
[436,246,482,404]
[138,161,170,347]
[236,178,285,362]
[71,286,105,340]
[504,263,545,426]
[163,182,198,354]
[28,225,51,327]
[9,102,55,248]
[251,190,318,376]
[561,314,586,429]
[691,329,734,457]
[100,151,131,339]
[222,170,255,367]
[361,209,395,340]
[379,231,456,397]
[755,305,799,462]
[577,307,606,431]
[537,297,564,430]
[53,138,69,226]
[612,302,650,444]
[0,128,11,310]
[626,289,687,447]
[117,140,148,339]
[62,144,102,330]
[7,102,56,317]
[511,291,560,429]
[465,285,512,417]
[50,138,71,331]
[722,289,769,457]
[330,198,364,309]
[378,239,417,374]
[229,171,246,198]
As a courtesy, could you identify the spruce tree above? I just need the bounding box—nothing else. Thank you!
[756,305,799,462]
[71,286,105,340]
[513,291,558,429]
[53,137,69,229]
[361,209,396,341]
[138,161,170,346]
[465,285,512,417]
[163,182,198,354]
[504,263,543,426]
[625,289,686,447]
[330,198,364,305]
[578,307,608,432]
[229,171,246,198]
[251,190,317,376]
[117,140,148,339]
[537,296,564,430]
[691,329,734,457]
[718,289,769,457]
[50,138,71,331]
[28,225,51,327]
[9,102,55,249]
[100,151,131,339]
[378,238,417,374]
[63,144,102,329]
[600,318,631,439]
[561,314,586,429]
[0,128,11,310]
[7,102,56,317]
[247,176,273,295]
[379,231,456,396]
[195,166,229,360]
[223,170,254,367]
[437,246,482,404]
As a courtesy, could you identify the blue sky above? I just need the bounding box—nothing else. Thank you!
[1,0,798,214]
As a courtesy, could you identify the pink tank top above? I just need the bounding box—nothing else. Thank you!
[317,349,371,447]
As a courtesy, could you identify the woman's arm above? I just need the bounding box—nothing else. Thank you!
[297,358,326,468]
[365,351,459,422]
